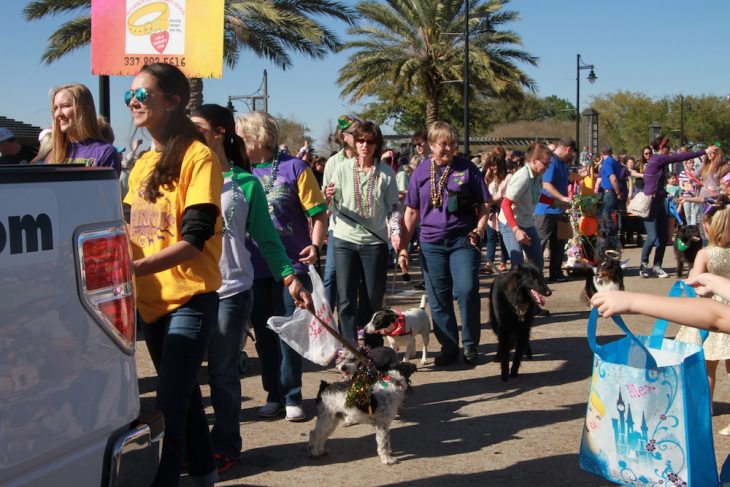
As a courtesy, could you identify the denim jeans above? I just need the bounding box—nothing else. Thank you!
[208,289,252,459]
[419,235,481,355]
[250,274,312,406]
[536,214,567,279]
[333,237,388,344]
[141,292,219,487]
[683,201,702,226]
[484,225,508,264]
[499,221,544,271]
[323,230,338,312]
[641,197,669,267]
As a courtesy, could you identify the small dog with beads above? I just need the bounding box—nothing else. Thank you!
[308,349,416,464]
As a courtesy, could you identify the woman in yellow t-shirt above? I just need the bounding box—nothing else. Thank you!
[123,63,221,487]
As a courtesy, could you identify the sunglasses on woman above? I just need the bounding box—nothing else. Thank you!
[124,87,171,106]
[356,139,376,145]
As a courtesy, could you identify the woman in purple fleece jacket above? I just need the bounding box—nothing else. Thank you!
[639,136,717,278]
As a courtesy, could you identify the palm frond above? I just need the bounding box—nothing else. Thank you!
[42,16,91,64]
[23,0,89,21]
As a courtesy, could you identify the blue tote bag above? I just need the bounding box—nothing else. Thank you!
[580,282,718,486]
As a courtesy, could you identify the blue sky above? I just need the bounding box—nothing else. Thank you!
[2,0,729,150]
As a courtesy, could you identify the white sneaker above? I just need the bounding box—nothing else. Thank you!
[257,402,283,418]
[719,424,730,436]
[285,405,306,422]
[653,266,669,278]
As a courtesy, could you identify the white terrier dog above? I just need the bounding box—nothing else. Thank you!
[363,295,430,364]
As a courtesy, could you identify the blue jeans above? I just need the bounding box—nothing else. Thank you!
[485,225,508,264]
[333,237,388,344]
[323,230,338,312]
[641,197,669,267]
[419,235,481,355]
[499,221,544,271]
[208,289,252,459]
[141,292,219,487]
[250,274,312,406]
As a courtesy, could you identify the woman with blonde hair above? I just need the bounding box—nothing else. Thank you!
[236,110,327,422]
[674,195,730,434]
[47,83,120,174]
[398,121,490,366]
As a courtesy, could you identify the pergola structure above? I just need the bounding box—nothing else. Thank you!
[0,116,43,148]
[383,134,561,156]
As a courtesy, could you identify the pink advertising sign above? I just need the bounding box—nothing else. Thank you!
[91,0,224,78]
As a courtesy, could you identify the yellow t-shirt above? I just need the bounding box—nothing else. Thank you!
[580,164,597,196]
[124,140,223,323]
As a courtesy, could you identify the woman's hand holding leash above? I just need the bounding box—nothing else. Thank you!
[468,227,484,248]
[286,276,314,312]
[397,249,409,274]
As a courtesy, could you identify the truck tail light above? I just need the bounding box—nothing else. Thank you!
[77,226,135,352]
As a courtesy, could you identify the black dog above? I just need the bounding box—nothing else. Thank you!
[584,256,625,302]
[674,224,702,278]
[489,263,552,381]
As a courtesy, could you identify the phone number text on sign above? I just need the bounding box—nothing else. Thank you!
[124,56,187,67]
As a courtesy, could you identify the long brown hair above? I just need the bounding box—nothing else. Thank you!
[139,63,205,202]
[191,104,250,171]
[48,84,104,163]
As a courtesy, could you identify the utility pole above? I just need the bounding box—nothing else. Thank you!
[264,69,268,113]
[463,0,470,156]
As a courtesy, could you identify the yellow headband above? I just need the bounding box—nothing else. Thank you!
[128,2,170,36]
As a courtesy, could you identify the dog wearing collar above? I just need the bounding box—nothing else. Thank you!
[363,295,430,364]
[674,224,702,278]
[309,349,417,464]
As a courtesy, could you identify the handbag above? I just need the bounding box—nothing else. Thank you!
[556,214,573,240]
[447,189,477,216]
[267,265,338,366]
[627,191,653,218]
[580,281,717,486]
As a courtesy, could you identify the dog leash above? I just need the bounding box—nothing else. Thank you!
[385,263,398,308]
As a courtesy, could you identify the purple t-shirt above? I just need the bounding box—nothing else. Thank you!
[246,154,327,278]
[405,156,490,243]
[643,151,704,200]
[64,139,121,176]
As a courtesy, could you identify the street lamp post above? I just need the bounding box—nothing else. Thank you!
[463,0,470,156]
[575,54,597,150]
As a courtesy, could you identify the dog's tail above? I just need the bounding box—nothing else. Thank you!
[316,380,329,404]
[419,294,427,310]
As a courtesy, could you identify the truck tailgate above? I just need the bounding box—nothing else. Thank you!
[0,166,139,486]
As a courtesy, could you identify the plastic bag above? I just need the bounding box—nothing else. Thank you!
[267,265,338,366]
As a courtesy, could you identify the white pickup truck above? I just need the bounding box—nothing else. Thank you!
[0,165,162,486]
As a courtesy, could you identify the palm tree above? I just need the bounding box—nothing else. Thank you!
[338,0,537,126]
[23,0,356,109]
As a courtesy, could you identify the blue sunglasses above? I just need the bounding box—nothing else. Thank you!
[124,88,172,106]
